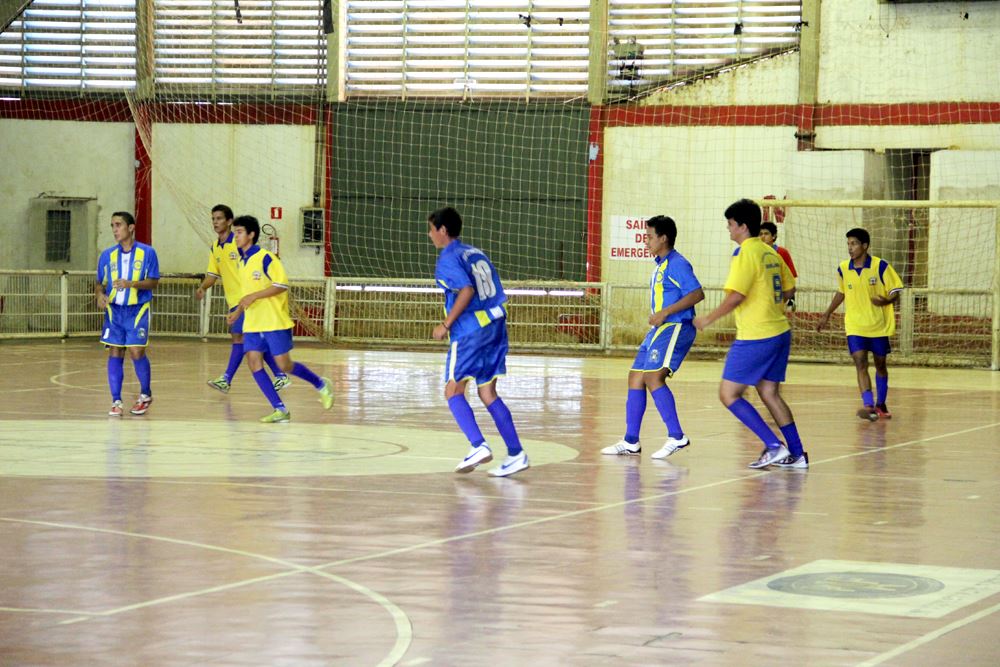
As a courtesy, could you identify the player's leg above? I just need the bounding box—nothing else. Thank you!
[244,333,289,422]
[446,333,493,473]
[263,345,291,391]
[273,336,333,409]
[757,380,807,469]
[869,336,892,417]
[722,334,788,468]
[126,304,153,415]
[209,307,244,393]
[475,323,528,478]
[602,329,656,456]
[647,322,696,459]
[102,306,126,415]
[850,338,877,420]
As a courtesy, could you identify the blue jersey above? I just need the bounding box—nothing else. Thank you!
[649,249,701,324]
[434,239,507,340]
[96,242,160,306]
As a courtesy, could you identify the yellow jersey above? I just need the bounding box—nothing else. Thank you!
[837,254,903,337]
[205,231,243,308]
[724,237,794,340]
[237,245,294,333]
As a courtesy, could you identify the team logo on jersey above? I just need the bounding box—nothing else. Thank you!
[134,260,142,269]
[869,277,877,285]
[229,252,238,260]
[138,327,147,339]
[650,349,660,363]
[252,270,262,281]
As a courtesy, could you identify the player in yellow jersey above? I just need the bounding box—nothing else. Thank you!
[693,199,808,469]
[195,204,289,394]
[94,212,160,417]
[226,215,333,423]
[817,228,903,421]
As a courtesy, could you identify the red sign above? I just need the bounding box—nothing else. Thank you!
[270,206,283,220]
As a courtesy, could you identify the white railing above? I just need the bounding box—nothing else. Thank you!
[0,271,995,367]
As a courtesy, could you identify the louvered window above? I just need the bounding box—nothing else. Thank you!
[0,0,137,91]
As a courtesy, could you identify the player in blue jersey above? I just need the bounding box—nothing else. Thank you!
[226,215,334,423]
[693,199,808,469]
[94,211,160,417]
[195,204,290,394]
[428,206,528,478]
[601,215,704,459]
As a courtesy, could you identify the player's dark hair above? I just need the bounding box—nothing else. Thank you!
[846,227,870,246]
[724,198,762,236]
[233,215,260,244]
[646,215,677,247]
[212,204,234,221]
[760,221,778,237]
[112,211,135,227]
[428,206,463,238]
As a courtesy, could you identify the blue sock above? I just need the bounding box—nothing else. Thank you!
[875,375,888,406]
[651,385,683,439]
[291,361,323,389]
[861,389,874,407]
[727,398,780,447]
[780,423,804,458]
[132,356,151,395]
[486,398,522,456]
[253,369,285,410]
[108,356,124,401]
[624,388,646,444]
[264,351,287,378]
[447,395,485,447]
[224,343,244,382]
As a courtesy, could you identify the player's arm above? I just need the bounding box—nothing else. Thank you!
[94,279,108,310]
[649,287,705,326]
[114,277,159,290]
[692,290,744,331]
[817,292,846,331]
[196,274,218,299]
[433,286,474,340]
[238,284,286,310]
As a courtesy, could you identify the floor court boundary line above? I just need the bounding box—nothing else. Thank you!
[855,599,1000,666]
[0,517,412,667]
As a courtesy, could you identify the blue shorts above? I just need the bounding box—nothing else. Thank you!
[445,319,508,386]
[228,306,244,335]
[243,329,293,356]
[102,302,151,347]
[847,335,891,357]
[631,321,697,376]
[722,330,792,386]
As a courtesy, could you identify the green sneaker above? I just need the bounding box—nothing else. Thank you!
[207,376,230,394]
[260,409,290,423]
[318,377,334,410]
[273,375,292,392]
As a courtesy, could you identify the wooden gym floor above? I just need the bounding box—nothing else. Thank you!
[1,339,999,666]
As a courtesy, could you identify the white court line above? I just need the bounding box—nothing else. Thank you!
[0,606,95,616]
[855,599,1000,666]
[0,517,412,667]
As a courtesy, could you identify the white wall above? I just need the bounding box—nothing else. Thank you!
[643,51,799,106]
[151,123,322,278]
[0,119,134,269]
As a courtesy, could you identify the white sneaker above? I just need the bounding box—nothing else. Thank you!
[108,400,124,417]
[748,444,790,469]
[455,443,493,473]
[601,440,641,456]
[488,451,530,478]
[773,452,809,469]
[651,435,690,459]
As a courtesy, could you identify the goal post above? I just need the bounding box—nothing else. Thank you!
[755,199,1000,369]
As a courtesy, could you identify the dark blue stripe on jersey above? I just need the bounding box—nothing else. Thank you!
[732,247,740,257]
[878,259,888,283]
[262,253,272,279]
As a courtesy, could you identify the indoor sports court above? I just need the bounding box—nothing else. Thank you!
[2,1,1000,665]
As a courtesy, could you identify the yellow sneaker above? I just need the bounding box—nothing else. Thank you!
[260,409,290,423]
[318,378,334,410]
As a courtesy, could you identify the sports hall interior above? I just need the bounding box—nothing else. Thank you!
[2,1,999,665]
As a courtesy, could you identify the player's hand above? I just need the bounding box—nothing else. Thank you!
[648,310,667,327]
[816,313,829,332]
[692,315,708,332]
[96,293,108,310]
[226,307,242,325]
[195,287,205,301]
[238,294,256,310]
[112,278,130,289]
[871,295,891,306]
[432,323,449,340]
